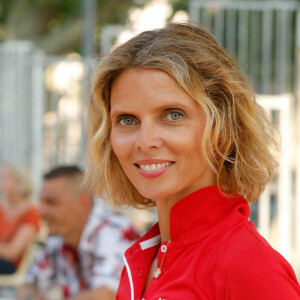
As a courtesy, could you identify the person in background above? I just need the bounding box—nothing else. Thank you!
[17,165,139,300]
[0,164,40,274]
[85,22,300,299]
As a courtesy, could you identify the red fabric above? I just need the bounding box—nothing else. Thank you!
[116,186,300,300]
[122,227,141,242]
[0,203,40,265]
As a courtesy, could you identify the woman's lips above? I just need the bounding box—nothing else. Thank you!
[134,160,174,178]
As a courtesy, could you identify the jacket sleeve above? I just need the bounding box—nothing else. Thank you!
[226,244,300,299]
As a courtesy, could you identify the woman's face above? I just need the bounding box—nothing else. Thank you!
[0,167,18,197]
[110,69,216,205]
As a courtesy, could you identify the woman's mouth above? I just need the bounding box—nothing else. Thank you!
[138,161,173,172]
[134,160,174,178]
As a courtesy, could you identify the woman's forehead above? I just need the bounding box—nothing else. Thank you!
[110,69,201,115]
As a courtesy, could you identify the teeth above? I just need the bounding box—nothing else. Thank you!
[140,162,172,172]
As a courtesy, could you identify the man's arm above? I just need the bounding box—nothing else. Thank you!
[17,284,47,300]
[70,287,114,300]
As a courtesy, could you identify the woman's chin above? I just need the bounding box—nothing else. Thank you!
[136,189,159,201]
[137,189,174,203]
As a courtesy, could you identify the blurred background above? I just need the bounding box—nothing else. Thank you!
[0,0,300,290]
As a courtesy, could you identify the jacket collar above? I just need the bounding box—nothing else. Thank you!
[134,186,250,250]
[122,186,250,300]
[169,185,250,244]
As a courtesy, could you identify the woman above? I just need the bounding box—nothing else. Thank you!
[86,23,300,299]
[0,164,39,274]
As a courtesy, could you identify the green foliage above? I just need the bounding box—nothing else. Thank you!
[0,0,15,23]
[167,0,189,21]
[169,0,189,13]
[0,0,171,54]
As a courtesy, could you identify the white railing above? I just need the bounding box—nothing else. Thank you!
[189,0,300,279]
[257,94,299,275]
[0,42,90,200]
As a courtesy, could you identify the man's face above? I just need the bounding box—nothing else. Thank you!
[39,177,80,237]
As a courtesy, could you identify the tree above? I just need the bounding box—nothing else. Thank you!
[0,0,146,55]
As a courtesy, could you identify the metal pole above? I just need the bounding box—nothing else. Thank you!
[83,0,96,57]
[294,9,300,280]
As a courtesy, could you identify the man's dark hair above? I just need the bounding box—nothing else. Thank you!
[44,166,83,180]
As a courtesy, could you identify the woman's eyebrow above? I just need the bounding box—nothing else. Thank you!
[111,102,192,117]
[110,110,135,119]
[158,102,191,110]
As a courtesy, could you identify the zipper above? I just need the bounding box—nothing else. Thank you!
[154,240,171,279]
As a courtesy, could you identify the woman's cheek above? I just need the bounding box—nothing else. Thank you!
[111,132,131,160]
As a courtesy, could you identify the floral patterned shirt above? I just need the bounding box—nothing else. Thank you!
[25,201,139,298]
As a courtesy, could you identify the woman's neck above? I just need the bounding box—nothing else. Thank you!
[156,196,179,242]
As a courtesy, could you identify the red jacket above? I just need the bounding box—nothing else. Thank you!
[116,186,300,300]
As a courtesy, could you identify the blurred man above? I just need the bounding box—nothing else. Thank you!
[17,166,139,300]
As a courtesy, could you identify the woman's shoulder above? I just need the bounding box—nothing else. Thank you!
[223,244,300,299]
[19,204,40,229]
[221,218,289,268]
[21,203,38,216]
[219,220,300,299]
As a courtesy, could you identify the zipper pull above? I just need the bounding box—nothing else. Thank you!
[154,240,170,279]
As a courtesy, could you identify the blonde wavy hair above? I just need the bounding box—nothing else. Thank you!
[85,22,279,208]
[0,164,33,199]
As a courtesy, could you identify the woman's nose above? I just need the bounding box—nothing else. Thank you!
[135,121,163,152]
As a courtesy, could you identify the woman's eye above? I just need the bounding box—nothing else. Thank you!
[119,118,135,125]
[166,111,183,121]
